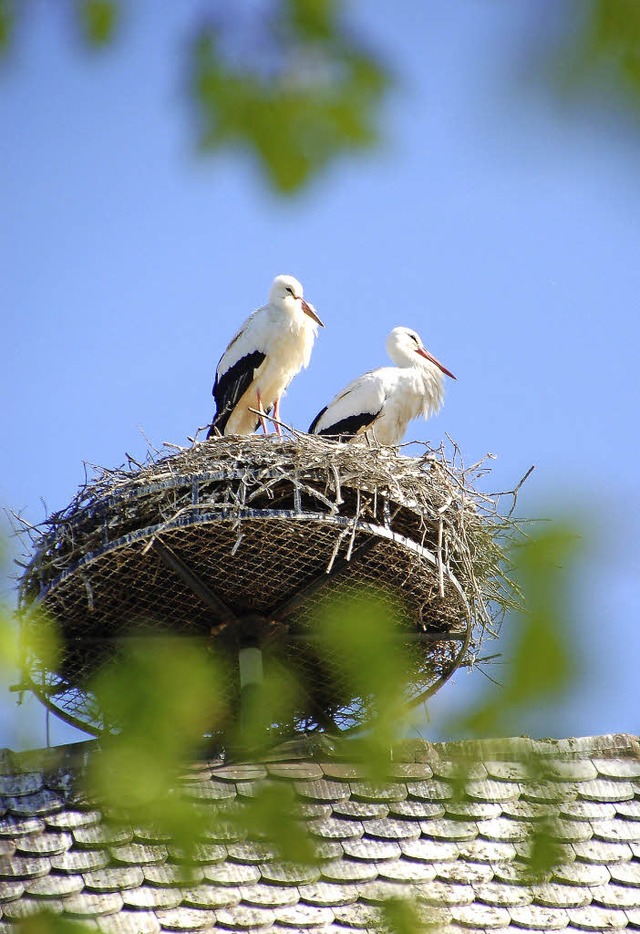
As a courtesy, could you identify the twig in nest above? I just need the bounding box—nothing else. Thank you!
[247,407,300,439]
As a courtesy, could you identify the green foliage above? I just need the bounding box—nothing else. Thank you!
[524,817,567,881]
[313,589,414,781]
[86,636,225,853]
[84,633,319,863]
[77,0,118,47]
[191,1,388,193]
[507,524,580,704]
[229,657,301,756]
[578,0,640,97]
[441,521,585,884]
[287,0,335,41]
[548,0,640,118]
[15,913,93,934]
[452,522,582,737]
[380,896,441,933]
[4,2,640,194]
[227,779,316,865]
[0,609,20,676]
[0,0,12,55]
[9,605,61,683]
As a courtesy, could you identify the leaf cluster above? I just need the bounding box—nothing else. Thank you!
[191,0,388,192]
[564,0,640,105]
[451,521,582,739]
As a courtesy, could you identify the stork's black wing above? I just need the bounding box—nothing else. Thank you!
[207,350,266,438]
[309,410,379,439]
[308,373,386,440]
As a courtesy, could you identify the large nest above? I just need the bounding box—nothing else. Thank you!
[16,433,521,737]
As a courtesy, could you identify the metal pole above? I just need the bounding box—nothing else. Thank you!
[235,616,267,751]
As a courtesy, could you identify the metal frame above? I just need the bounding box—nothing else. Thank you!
[24,503,474,739]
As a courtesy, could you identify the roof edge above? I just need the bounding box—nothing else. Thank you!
[1,732,639,776]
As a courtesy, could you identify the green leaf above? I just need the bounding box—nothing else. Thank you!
[451,520,583,738]
[85,635,226,854]
[77,0,118,47]
[312,588,414,781]
[380,897,443,933]
[0,611,20,676]
[228,781,317,865]
[16,606,61,681]
[556,0,640,109]
[15,911,94,934]
[0,0,12,55]
[507,524,581,705]
[190,5,389,195]
[285,0,336,41]
[227,658,300,757]
[523,819,567,881]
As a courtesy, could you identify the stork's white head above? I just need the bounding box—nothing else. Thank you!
[386,326,456,379]
[269,274,324,327]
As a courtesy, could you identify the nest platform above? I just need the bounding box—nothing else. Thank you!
[18,435,516,737]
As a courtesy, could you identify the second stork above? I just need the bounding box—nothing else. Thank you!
[309,326,455,445]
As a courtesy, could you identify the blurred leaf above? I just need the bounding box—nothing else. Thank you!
[190,1,389,194]
[228,781,316,865]
[15,912,93,934]
[313,588,413,781]
[555,0,640,110]
[584,0,640,93]
[17,606,61,681]
[228,657,300,757]
[380,896,442,933]
[523,818,566,881]
[77,0,118,47]
[0,609,20,676]
[451,521,583,737]
[507,523,581,704]
[0,0,12,55]
[86,635,226,853]
[286,0,336,41]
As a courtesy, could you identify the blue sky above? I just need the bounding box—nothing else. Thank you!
[2,1,639,749]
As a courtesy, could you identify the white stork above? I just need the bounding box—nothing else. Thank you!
[207,274,324,438]
[308,326,456,445]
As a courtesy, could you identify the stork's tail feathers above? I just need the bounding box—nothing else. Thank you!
[206,412,229,439]
[207,404,270,439]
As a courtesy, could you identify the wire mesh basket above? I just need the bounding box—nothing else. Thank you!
[18,435,514,737]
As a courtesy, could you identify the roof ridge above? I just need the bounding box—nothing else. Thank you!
[2,733,639,776]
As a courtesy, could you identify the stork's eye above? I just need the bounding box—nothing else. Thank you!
[285,286,294,296]
[410,333,419,344]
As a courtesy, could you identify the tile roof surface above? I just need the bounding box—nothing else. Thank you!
[1,734,640,933]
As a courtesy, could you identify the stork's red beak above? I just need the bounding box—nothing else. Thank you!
[301,298,325,328]
[417,346,456,380]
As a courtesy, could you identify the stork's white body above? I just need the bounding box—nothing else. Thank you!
[221,303,318,435]
[309,326,455,446]
[208,275,323,438]
[314,365,445,446]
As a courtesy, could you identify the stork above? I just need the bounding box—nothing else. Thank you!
[308,326,455,445]
[207,274,324,438]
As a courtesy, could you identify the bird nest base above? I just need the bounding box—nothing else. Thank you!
[17,434,520,736]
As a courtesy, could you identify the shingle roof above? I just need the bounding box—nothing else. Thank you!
[1,733,640,932]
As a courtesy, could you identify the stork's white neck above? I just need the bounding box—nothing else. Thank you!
[387,343,420,368]
[396,359,446,420]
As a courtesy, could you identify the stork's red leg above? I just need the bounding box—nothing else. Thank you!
[256,390,268,433]
[273,397,282,436]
